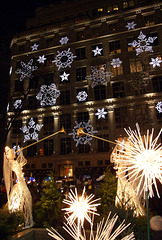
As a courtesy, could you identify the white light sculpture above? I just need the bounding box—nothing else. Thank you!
[13,99,22,109]
[69,120,98,146]
[3,147,33,228]
[60,36,69,45]
[53,48,76,70]
[9,66,12,75]
[111,58,122,68]
[128,31,157,55]
[76,91,88,102]
[37,55,47,64]
[95,108,107,119]
[15,59,38,81]
[31,43,39,51]
[60,71,70,82]
[149,57,162,68]
[20,118,43,143]
[92,46,103,56]
[155,102,162,113]
[36,83,60,106]
[125,21,136,30]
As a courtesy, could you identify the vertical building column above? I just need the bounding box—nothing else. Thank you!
[54,110,59,155]
[107,105,115,149]
[88,107,95,152]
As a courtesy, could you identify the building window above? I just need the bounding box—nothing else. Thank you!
[27,141,37,157]
[76,67,86,81]
[144,14,154,26]
[28,95,38,109]
[46,37,53,47]
[45,54,54,67]
[92,44,103,57]
[98,134,109,152]
[42,163,47,168]
[85,161,90,166]
[78,161,83,166]
[91,26,101,37]
[16,61,21,69]
[107,5,119,13]
[127,37,136,52]
[123,1,128,8]
[78,144,90,154]
[60,137,71,155]
[44,73,54,85]
[109,40,121,54]
[12,120,22,135]
[18,44,25,52]
[111,64,123,76]
[94,85,106,100]
[112,82,125,98]
[105,160,110,165]
[44,116,54,134]
[108,23,118,33]
[14,79,23,92]
[76,47,86,60]
[60,90,70,105]
[31,164,36,169]
[29,76,38,89]
[98,160,103,166]
[76,30,84,41]
[113,4,118,11]
[60,113,71,130]
[129,58,143,73]
[133,104,151,125]
[44,139,54,156]
[114,107,128,128]
[25,164,30,169]
[60,70,70,83]
[77,112,89,122]
[48,163,53,168]
[152,76,162,92]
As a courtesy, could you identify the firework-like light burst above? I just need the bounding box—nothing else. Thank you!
[113,123,162,198]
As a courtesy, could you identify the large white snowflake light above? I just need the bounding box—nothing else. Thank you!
[86,64,112,88]
[60,71,70,82]
[76,91,88,102]
[15,59,38,81]
[37,55,47,64]
[92,46,103,56]
[149,57,162,68]
[59,36,69,45]
[53,48,76,70]
[111,58,122,68]
[155,102,162,113]
[69,120,98,146]
[36,83,60,106]
[20,118,43,143]
[13,99,22,109]
[31,43,39,51]
[125,21,136,30]
[95,108,107,119]
[128,31,157,55]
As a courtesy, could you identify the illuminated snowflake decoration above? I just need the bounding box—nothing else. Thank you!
[155,102,162,113]
[125,21,136,30]
[31,43,39,51]
[36,83,60,106]
[128,31,157,55]
[59,36,69,45]
[13,99,22,109]
[95,108,107,119]
[111,58,122,68]
[20,118,43,143]
[69,120,98,146]
[7,103,9,112]
[86,64,112,88]
[149,57,162,68]
[52,48,76,70]
[15,59,38,81]
[60,71,70,82]
[13,145,21,155]
[76,91,88,102]
[9,66,12,75]
[37,55,46,64]
[128,72,151,89]
[92,46,103,56]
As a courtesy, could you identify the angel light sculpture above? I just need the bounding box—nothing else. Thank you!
[3,147,33,228]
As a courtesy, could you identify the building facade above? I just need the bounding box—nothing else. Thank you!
[7,0,162,181]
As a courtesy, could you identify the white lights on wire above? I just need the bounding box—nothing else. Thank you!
[111,58,122,68]
[125,21,136,30]
[149,57,162,68]
[60,71,70,82]
[155,102,162,113]
[52,48,76,70]
[31,43,39,51]
[76,91,88,102]
[37,55,47,64]
[59,36,69,45]
[92,46,103,56]
[15,59,38,81]
[13,99,22,109]
[95,108,107,119]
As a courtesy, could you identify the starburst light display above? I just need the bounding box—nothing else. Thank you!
[111,58,122,68]
[53,48,76,70]
[60,36,69,45]
[36,83,60,106]
[155,102,162,113]
[128,31,157,55]
[111,123,162,199]
[69,120,98,146]
[149,57,162,68]
[20,118,43,143]
[13,99,22,109]
[125,21,136,30]
[86,64,112,88]
[95,108,107,119]
[31,43,39,51]
[60,71,70,82]
[92,46,103,56]
[37,55,47,64]
[76,91,88,102]
[15,59,38,81]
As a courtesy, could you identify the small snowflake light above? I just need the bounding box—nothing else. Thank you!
[36,83,60,107]
[149,57,162,68]
[128,31,157,55]
[69,120,98,146]
[155,102,162,113]
[86,64,112,88]
[60,71,70,82]
[37,55,47,64]
[53,48,76,70]
[20,118,43,143]
[31,43,39,51]
[111,58,122,68]
[15,59,38,81]
[14,99,22,109]
[95,108,107,119]
[59,36,69,45]
[76,91,88,102]
[125,21,136,30]
[92,46,103,56]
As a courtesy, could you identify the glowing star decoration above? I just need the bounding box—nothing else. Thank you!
[36,83,60,106]
[155,102,162,113]
[59,36,69,45]
[111,123,162,199]
[125,21,136,30]
[95,108,107,119]
[92,46,103,56]
[111,58,122,68]
[20,118,43,143]
[37,55,47,64]
[69,120,98,146]
[86,64,112,88]
[60,71,70,82]
[76,91,88,102]
[128,31,157,55]
[31,43,39,51]
[149,57,162,68]
[15,59,38,81]
[53,48,76,70]
[13,99,22,109]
